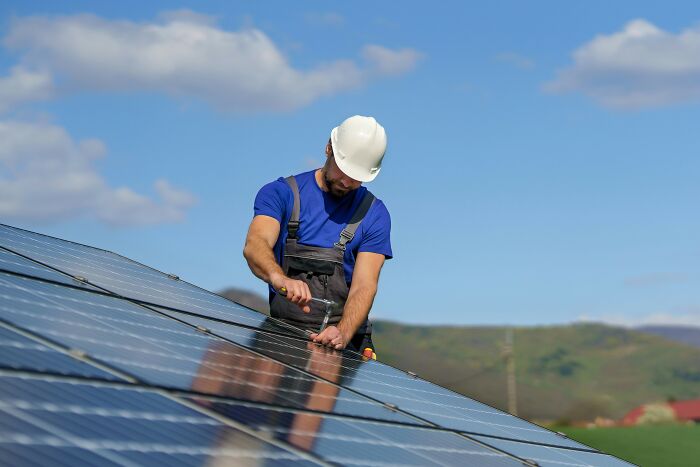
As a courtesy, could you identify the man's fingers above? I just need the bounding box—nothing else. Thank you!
[299,283,310,310]
[294,283,305,303]
[302,283,312,304]
[308,327,344,350]
[331,337,344,349]
[287,285,299,303]
[321,331,338,346]
[284,280,313,310]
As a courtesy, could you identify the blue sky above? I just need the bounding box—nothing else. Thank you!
[2,1,700,327]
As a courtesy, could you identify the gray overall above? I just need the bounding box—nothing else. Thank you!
[270,176,376,344]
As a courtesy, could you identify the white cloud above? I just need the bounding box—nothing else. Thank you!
[545,19,700,109]
[362,45,423,76]
[0,120,195,226]
[0,66,54,113]
[1,12,421,113]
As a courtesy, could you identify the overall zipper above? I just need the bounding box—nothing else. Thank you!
[322,274,329,302]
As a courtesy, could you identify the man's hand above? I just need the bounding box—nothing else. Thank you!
[271,273,312,313]
[309,325,350,350]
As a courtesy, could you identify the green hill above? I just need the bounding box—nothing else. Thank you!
[372,321,700,422]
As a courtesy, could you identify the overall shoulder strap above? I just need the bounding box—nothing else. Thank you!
[284,176,300,239]
[335,191,376,251]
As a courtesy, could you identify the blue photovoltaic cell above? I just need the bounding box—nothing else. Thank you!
[0,224,285,329]
[0,272,417,425]
[188,396,523,467]
[472,436,637,467]
[0,373,317,466]
[0,247,96,290]
[0,325,118,381]
[157,308,592,450]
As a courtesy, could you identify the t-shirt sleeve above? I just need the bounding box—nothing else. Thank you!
[253,178,291,223]
[357,199,393,259]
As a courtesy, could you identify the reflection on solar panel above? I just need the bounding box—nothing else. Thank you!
[0,223,636,466]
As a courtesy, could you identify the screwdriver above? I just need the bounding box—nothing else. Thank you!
[278,287,336,332]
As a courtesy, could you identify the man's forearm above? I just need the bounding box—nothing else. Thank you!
[243,237,284,285]
[337,285,377,339]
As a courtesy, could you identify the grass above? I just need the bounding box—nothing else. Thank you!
[556,424,700,467]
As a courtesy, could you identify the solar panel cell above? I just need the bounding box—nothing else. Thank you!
[472,436,637,467]
[0,247,94,289]
[0,373,318,466]
[0,325,118,380]
[189,397,523,466]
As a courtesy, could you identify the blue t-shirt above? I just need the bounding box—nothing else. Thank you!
[254,170,392,299]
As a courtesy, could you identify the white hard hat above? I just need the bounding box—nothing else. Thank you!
[330,115,387,182]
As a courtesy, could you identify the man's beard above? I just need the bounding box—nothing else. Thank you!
[324,172,351,198]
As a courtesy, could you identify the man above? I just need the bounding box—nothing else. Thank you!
[243,115,392,354]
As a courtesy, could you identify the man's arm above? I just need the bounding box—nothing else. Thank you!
[310,251,385,349]
[243,215,312,312]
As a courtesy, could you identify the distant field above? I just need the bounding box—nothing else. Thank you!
[557,424,699,467]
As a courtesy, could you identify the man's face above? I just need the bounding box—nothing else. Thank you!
[323,146,362,197]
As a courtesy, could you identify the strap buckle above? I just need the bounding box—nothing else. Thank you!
[334,229,353,251]
[287,220,300,238]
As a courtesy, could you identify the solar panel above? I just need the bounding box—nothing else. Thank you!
[0,224,288,330]
[187,396,520,466]
[0,372,318,466]
[0,224,636,466]
[0,246,97,290]
[0,272,416,424]
[154,308,594,450]
[0,324,118,381]
[471,436,634,467]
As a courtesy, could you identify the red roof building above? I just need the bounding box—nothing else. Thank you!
[623,399,700,425]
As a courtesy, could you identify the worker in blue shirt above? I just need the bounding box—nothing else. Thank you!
[243,115,392,355]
